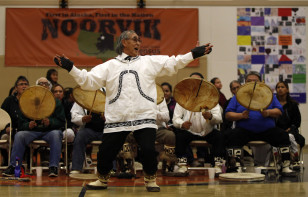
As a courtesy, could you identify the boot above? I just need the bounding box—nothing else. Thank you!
[86,173,110,190]
[214,157,226,174]
[279,147,297,177]
[160,145,177,176]
[144,174,160,192]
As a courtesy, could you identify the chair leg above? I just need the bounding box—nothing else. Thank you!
[30,145,34,174]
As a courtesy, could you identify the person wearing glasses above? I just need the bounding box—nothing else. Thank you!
[2,77,65,177]
[54,30,213,192]
[224,71,294,176]
[0,76,30,166]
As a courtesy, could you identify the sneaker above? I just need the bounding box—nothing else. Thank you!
[144,175,160,192]
[49,166,58,177]
[2,165,15,177]
[281,160,297,177]
[86,180,108,190]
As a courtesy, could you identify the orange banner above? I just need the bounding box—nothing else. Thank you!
[5,8,199,67]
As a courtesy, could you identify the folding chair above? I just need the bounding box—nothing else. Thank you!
[29,121,69,174]
[0,108,12,169]
[187,140,211,171]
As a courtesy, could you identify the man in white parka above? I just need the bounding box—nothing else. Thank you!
[54,30,213,192]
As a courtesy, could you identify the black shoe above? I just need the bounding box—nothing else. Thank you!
[2,165,15,177]
[49,166,58,177]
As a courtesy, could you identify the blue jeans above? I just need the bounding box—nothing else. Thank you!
[10,130,63,167]
[71,128,103,171]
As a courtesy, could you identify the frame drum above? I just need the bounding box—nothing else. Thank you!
[173,77,219,112]
[236,82,273,111]
[19,85,56,120]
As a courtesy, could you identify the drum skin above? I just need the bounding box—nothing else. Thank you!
[19,86,56,120]
[236,82,273,111]
[173,77,219,112]
[72,86,106,114]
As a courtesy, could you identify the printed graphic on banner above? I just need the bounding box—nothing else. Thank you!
[237,8,306,103]
[5,8,198,67]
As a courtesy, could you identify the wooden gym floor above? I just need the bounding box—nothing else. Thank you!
[0,147,308,197]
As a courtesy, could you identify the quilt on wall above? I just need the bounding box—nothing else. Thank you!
[237,8,306,103]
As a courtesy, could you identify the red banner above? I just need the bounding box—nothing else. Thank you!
[5,8,199,67]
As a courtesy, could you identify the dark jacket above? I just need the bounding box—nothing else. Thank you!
[1,94,20,136]
[18,99,65,132]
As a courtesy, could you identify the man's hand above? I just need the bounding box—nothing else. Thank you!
[181,121,192,130]
[191,43,213,59]
[241,110,249,119]
[202,111,212,120]
[29,121,37,129]
[41,118,50,127]
[261,109,270,118]
[82,115,92,123]
[54,54,74,72]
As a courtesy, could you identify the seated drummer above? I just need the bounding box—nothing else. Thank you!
[69,101,105,175]
[225,71,294,175]
[172,72,225,175]
[2,77,65,177]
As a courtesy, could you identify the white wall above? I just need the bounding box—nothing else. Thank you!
[0,5,307,142]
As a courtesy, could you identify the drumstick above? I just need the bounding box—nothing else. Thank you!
[188,79,203,122]
[247,81,257,110]
[35,86,48,119]
[89,90,98,115]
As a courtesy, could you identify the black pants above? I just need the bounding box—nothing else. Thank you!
[97,128,158,175]
[175,129,225,158]
[226,127,291,147]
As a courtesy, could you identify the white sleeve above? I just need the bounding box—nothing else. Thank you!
[172,104,186,129]
[148,52,194,77]
[157,99,170,123]
[209,104,223,125]
[69,62,108,91]
[70,102,86,126]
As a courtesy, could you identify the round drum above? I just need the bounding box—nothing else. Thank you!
[219,172,265,182]
[156,83,164,105]
[173,77,219,112]
[19,86,56,120]
[73,86,106,114]
[236,82,273,111]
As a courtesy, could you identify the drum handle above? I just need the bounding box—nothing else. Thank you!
[89,90,98,115]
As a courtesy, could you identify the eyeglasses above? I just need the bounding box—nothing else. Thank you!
[17,82,29,86]
[129,37,142,43]
[38,82,50,86]
[231,86,240,91]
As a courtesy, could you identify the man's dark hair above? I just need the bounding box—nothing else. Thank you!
[14,75,29,87]
[245,71,261,81]
[190,72,204,79]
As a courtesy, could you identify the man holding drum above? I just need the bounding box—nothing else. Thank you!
[2,77,65,177]
[54,30,213,192]
[225,71,294,176]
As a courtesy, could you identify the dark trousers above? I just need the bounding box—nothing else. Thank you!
[226,127,291,147]
[97,128,158,175]
[175,129,225,159]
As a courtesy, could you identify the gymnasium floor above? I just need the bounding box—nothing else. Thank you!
[0,147,307,197]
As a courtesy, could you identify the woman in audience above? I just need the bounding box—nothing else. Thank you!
[275,81,305,170]
[210,77,227,108]
[51,84,75,143]
[46,68,59,86]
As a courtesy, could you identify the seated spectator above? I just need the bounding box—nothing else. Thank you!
[0,76,29,166]
[46,68,58,86]
[225,71,294,175]
[51,84,75,143]
[2,77,65,177]
[173,73,225,175]
[221,80,241,130]
[210,77,227,108]
[275,81,305,170]
[69,102,105,175]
